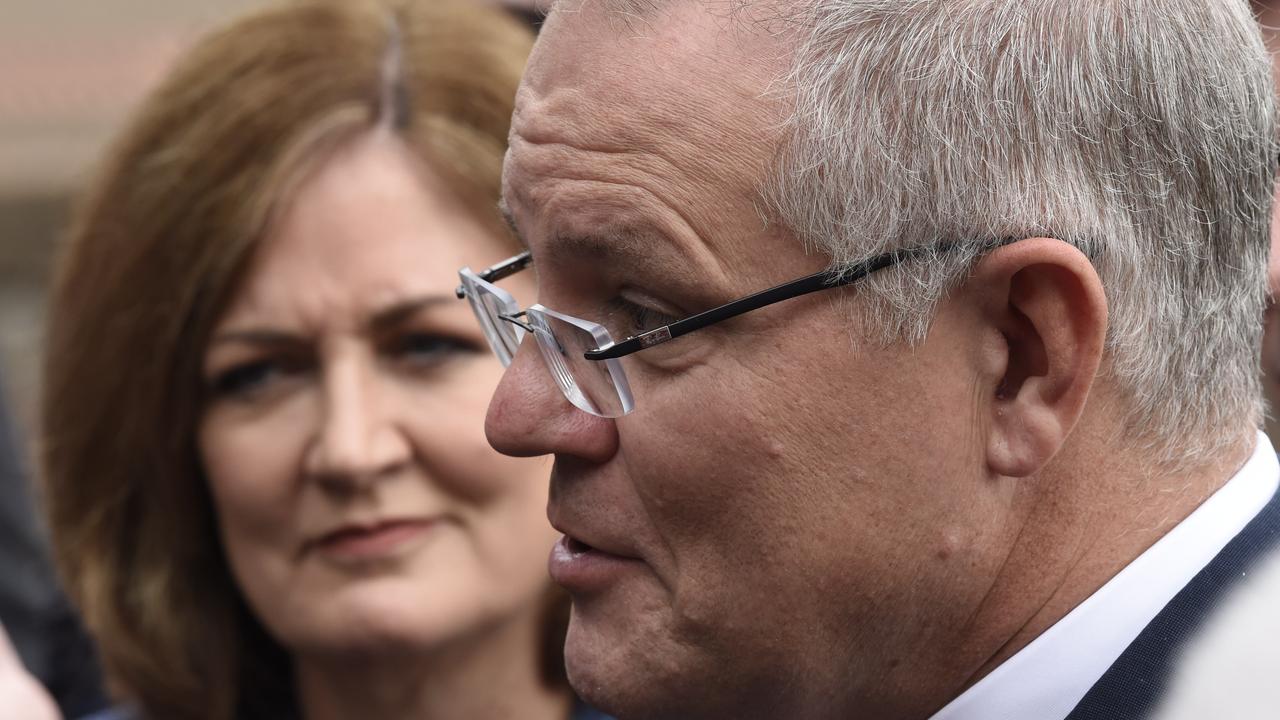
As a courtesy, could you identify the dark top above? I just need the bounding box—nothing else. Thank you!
[0,374,108,717]
[82,698,614,720]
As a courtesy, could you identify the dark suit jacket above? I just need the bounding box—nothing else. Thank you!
[1066,479,1280,719]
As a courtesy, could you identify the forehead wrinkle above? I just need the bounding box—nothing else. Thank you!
[509,8,792,292]
[511,6,786,201]
[511,80,770,208]
[507,149,733,300]
[522,1,791,132]
[506,130,735,285]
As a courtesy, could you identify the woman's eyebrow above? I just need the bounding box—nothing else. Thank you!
[210,296,459,347]
[366,295,457,335]
[206,329,302,348]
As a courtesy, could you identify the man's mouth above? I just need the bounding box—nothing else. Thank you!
[549,533,644,592]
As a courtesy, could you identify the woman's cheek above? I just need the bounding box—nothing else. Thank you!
[199,397,312,546]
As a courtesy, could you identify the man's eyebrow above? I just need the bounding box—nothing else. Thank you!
[544,227,686,280]
[501,193,706,284]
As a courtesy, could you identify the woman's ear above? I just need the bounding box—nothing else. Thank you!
[969,238,1108,477]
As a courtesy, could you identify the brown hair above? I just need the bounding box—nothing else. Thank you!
[41,1,534,718]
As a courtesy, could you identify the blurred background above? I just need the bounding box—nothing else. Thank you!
[0,6,277,714]
[0,0,267,437]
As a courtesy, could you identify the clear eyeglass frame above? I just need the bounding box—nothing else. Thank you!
[456,258,636,417]
[457,239,1015,419]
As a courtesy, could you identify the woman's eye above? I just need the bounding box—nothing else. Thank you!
[209,360,285,399]
[389,332,481,368]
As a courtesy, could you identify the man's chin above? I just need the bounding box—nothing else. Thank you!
[564,616,641,717]
[563,606,691,720]
[565,598,756,720]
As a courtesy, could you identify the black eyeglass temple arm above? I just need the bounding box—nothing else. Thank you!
[583,250,904,361]
[584,238,1020,362]
[455,250,533,299]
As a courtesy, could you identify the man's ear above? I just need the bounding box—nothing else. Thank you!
[969,238,1108,477]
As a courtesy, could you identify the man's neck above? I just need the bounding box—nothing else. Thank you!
[955,429,1256,691]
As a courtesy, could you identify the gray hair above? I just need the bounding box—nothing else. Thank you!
[765,0,1277,467]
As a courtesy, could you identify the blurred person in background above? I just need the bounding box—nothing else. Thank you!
[491,0,545,30]
[5,0,607,718]
[0,374,106,719]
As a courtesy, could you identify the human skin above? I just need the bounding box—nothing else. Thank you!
[198,132,567,720]
[1256,0,1280,447]
[1262,241,1280,441]
[483,3,1253,719]
[0,625,58,720]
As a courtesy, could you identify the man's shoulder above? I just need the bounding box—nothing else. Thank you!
[573,699,616,720]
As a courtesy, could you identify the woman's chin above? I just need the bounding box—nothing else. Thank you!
[272,583,491,659]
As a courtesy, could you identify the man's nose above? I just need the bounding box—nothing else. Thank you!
[485,334,618,463]
[305,360,411,490]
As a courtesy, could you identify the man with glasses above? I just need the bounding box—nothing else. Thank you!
[459,1,1280,718]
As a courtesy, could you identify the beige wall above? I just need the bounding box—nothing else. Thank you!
[0,1,266,445]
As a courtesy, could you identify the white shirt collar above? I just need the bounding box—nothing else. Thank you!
[929,431,1280,720]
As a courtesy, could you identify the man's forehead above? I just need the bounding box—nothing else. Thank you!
[505,1,796,287]
[515,1,791,165]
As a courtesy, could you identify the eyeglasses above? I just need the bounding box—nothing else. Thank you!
[456,241,997,418]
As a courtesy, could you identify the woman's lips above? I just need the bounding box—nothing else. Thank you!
[548,534,644,593]
[311,519,438,563]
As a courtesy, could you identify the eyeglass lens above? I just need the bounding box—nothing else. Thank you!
[528,311,629,418]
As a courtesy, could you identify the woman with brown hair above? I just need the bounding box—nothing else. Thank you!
[26,0,605,718]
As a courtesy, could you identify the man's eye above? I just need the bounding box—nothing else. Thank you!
[607,298,679,336]
[388,332,481,368]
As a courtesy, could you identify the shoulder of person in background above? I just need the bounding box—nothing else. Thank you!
[0,376,107,718]
[0,621,61,720]
[1150,541,1280,720]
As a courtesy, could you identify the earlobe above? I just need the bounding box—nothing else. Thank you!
[988,393,1068,477]
[977,239,1108,478]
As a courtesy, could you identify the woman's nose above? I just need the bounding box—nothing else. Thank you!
[485,333,619,464]
[305,359,411,491]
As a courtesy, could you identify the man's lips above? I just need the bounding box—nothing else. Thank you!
[548,533,645,593]
[547,510,642,560]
